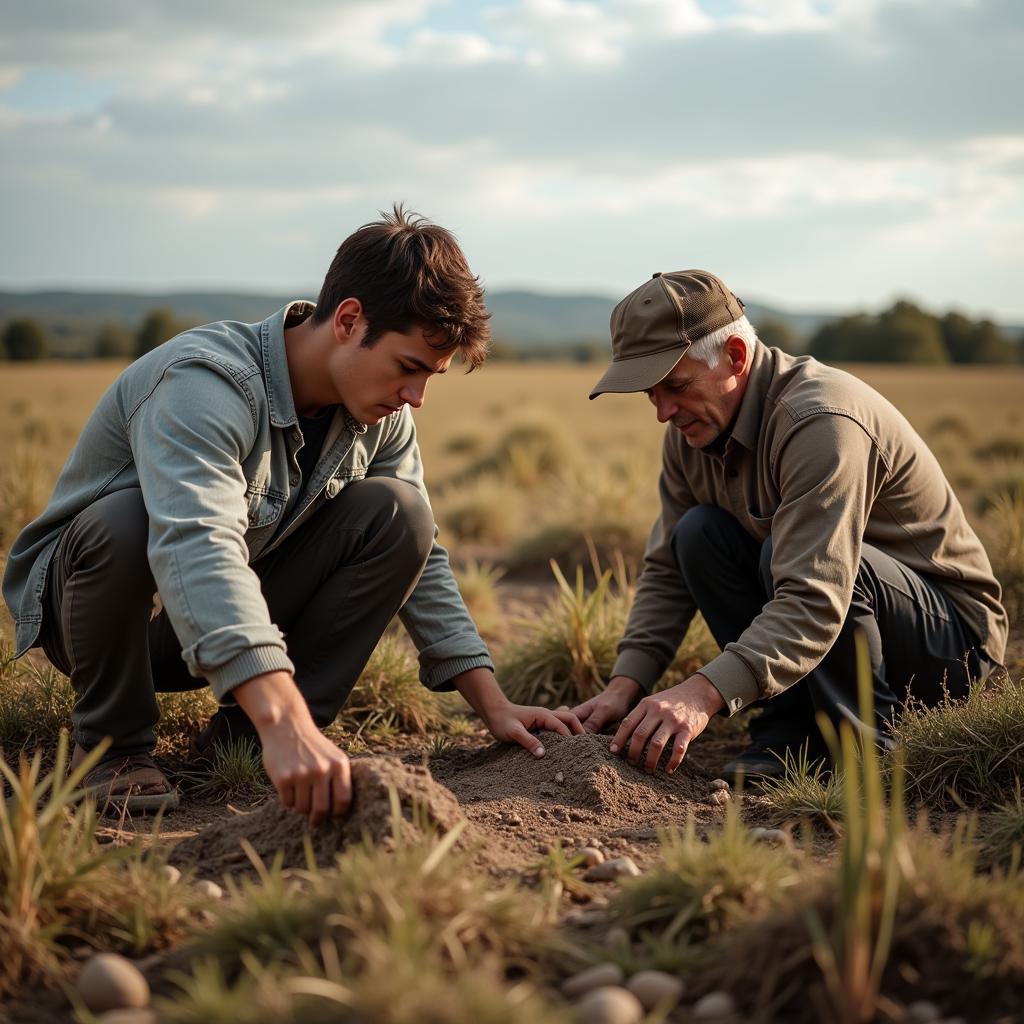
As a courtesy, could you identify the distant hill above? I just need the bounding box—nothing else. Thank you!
[0,287,1019,358]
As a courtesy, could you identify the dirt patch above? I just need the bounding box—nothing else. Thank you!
[171,756,471,879]
[171,733,737,882]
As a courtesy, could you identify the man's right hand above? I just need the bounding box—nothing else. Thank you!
[571,675,642,734]
[232,670,351,825]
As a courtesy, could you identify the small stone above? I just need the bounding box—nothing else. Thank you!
[539,784,558,797]
[573,986,643,1024]
[161,864,181,885]
[194,879,223,900]
[709,779,730,791]
[758,829,791,847]
[692,991,736,1018]
[604,925,629,948]
[97,1012,158,1024]
[562,963,626,998]
[574,846,605,867]
[584,857,641,882]
[77,954,150,1013]
[626,970,685,1010]
[555,772,565,783]
[586,836,601,847]
[749,827,769,840]
[908,1003,942,1023]
[707,789,731,806]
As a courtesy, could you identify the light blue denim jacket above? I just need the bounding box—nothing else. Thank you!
[3,302,493,701]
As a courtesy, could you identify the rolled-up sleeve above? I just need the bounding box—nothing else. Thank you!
[367,408,492,689]
[128,360,294,701]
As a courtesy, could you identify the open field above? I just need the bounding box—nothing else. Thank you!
[1,359,1023,1023]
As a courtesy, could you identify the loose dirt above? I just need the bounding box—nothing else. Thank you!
[171,731,729,881]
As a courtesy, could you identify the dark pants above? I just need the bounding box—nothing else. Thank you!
[672,505,993,750]
[40,478,434,757]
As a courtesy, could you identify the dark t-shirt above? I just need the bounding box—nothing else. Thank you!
[296,407,336,487]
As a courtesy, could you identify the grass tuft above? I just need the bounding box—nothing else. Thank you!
[759,746,844,828]
[893,676,1024,808]
[0,644,74,752]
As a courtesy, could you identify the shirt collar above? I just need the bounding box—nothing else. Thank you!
[726,342,773,453]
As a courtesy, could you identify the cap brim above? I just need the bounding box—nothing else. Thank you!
[588,345,688,400]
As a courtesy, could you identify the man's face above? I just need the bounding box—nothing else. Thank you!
[327,323,454,425]
[644,342,746,449]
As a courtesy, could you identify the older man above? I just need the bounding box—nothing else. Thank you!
[572,270,1007,780]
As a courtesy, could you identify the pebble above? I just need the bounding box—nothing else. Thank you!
[586,836,601,847]
[708,789,731,806]
[709,779,731,791]
[77,954,150,1013]
[501,811,524,827]
[749,827,769,840]
[574,846,605,867]
[573,986,643,1024]
[562,962,625,997]
[626,970,685,1010]
[757,829,791,847]
[539,784,558,797]
[908,1005,942,1023]
[555,772,565,783]
[194,879,223,900]
[604,925,629,948]
[584,857,641,882]
[692,991,736,1018]
[97,1012,158,1024]
[161,864,181,885]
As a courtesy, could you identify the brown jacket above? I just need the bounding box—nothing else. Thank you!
[613,345,1008,714]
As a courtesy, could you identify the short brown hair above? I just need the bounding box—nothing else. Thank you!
[313,204,490,369]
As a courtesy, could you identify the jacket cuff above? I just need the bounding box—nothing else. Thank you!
[611,648,663,695]
[698,651,761,716]
[423,654,495,692]
[207,645,296,704]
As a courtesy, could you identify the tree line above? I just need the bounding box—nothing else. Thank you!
[0,300,1020,363]
[0,309,192,361]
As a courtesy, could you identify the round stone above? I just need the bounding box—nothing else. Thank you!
[692,990,736,1018]
[161,864,181,886]
[749,827,769,840]
[708,789,730,806]
[562,963,626,998]
[194,879,223,900]
[758,829,791,847]
[709,779,730,791]
[555,772,565,783]
[77,954,150,1013]
[626,970,685,1010]
[574,846,605,867]
[584,857,641,882]
[573,986,643,1024]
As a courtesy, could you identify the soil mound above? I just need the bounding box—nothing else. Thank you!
[432,731,711,820]
[171,756,467,879]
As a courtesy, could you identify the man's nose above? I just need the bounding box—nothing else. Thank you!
[654,392,677,423]
[400,380,426,408]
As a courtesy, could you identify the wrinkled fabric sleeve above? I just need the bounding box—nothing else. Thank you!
[367,408,492,690]
[699,413,884,714]
[612,428,701,694]
[128,360,294,702]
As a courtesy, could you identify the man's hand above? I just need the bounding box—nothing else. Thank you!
[572,676,643,734]
[609,673,725,774]
[233,670,351,825]
[453,667,585,757]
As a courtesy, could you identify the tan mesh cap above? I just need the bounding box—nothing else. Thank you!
[589,270,745,400]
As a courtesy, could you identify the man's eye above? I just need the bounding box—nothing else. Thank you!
[400,364,418,375]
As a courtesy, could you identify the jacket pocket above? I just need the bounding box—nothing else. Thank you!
[246,489,285,528]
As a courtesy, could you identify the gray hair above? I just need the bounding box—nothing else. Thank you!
[685,315,760,369]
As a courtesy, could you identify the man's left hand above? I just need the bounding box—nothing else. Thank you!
[610,674,725,773]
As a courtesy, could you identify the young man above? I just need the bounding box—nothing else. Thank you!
[572,270,1006,779]
[4,206,582,822]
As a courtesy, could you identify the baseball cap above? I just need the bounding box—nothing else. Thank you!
[589,270,745,400]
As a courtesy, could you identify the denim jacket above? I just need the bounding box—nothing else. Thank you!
[3,302,493,701]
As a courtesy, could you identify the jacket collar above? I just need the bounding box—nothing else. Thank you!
[261,302,311,428]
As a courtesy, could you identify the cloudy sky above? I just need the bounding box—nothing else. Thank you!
[1,0,1022,318]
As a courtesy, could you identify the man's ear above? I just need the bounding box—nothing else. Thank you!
[332,297,363,343]
[725,335,748,376]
